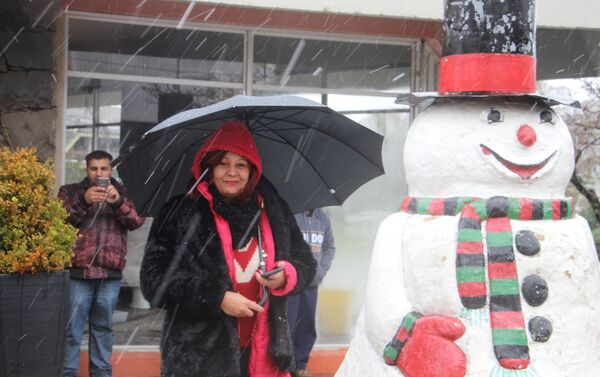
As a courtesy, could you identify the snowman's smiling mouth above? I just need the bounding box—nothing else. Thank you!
[480,144,557,179]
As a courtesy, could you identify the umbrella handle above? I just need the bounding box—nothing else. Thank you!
[257,288,269,307]
[257,225,270,307]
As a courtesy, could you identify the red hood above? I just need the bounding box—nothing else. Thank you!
[191,121,262,188]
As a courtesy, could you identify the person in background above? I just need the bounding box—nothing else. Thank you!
[59,150,145,377]
[288,208,336,377]
[140,121,316,377]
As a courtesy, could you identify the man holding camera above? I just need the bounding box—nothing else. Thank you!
[58,150,144,377]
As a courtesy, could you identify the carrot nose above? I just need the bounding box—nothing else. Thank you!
[517,124,536,147]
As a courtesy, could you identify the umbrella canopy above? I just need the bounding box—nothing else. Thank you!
[116,95,384,217]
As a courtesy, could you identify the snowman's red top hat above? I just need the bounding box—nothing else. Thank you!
[398,0,579,107]
[440,0,535,94]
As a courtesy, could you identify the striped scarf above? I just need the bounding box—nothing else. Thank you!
[400,196,573,370]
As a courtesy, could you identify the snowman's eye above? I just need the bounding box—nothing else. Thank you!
[540,109,555,124]
[486,108,503,124]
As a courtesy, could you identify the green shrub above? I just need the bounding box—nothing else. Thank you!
[0,148,78,273]
[592,227,600,248]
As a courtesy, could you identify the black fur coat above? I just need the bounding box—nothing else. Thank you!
[140,179,317,377]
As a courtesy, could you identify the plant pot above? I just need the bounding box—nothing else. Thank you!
[0,271,70,377]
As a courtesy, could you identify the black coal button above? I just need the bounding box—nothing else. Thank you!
[521,274,548,307]
[528,316,552,342]
[515,230,540,256]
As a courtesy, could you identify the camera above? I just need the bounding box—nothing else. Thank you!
[95,177,110,188]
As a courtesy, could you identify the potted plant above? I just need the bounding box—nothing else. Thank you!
[0,147,78,377]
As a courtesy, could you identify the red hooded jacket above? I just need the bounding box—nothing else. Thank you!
[192,120,262,191]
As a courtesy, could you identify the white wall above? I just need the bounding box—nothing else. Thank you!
[196,0,600,29]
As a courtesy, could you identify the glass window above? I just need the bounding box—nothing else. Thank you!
[324,97,409,343]
[253,35,412,92]
[65,78,123,182]
[69,18,245,83]
[65,76,237,184]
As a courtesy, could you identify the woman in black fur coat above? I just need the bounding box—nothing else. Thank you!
[140,121,316,377]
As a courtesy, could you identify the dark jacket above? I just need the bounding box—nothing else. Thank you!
[140,179,316,377]
[59,177,145,279]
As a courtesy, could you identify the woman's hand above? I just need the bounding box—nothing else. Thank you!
[255,262,286,290]
[220,291,264,318]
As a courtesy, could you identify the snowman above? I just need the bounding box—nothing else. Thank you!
[336,1,600,377]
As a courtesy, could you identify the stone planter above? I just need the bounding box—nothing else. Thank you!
[0,271,70,377]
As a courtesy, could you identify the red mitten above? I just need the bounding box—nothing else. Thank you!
[384,313,466,377]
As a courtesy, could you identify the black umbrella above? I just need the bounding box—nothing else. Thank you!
[116,95,384,217]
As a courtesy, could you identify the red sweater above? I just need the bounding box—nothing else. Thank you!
[234,237,260,346]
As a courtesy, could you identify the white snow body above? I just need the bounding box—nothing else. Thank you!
[336,99,600,377]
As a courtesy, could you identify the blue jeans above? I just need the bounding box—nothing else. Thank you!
[287,286,318,371]
[63,278,121,377]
